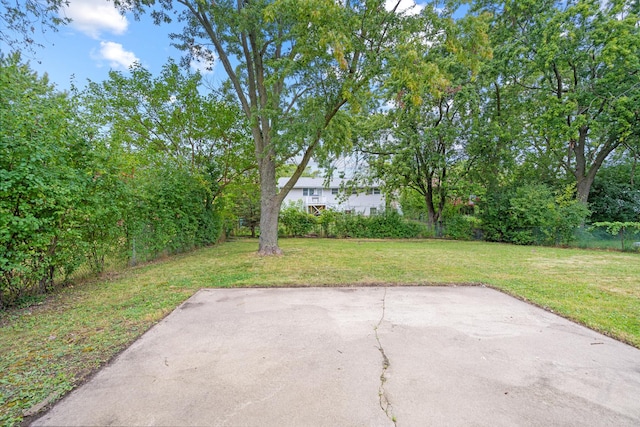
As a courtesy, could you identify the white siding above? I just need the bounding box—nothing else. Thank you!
[278,177,386,216]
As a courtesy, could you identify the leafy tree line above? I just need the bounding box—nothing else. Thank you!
[116,0,419,255]
[356,0,639,245]
[0,54,251,307]
[2,0,639,309]
[5,0,636,257]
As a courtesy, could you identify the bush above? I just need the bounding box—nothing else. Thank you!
[0,54,92,307]
[443,215,477,240]
[279,203,317,237]
[479,183,589,246]
[0,56,224,307]
[318,209,338,237]
[333,211,427,238]
[551,185,591,245]
[124,159,222,265]
[589,163,640,223]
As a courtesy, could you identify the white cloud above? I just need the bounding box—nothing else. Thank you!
[93,41,139,69]
[62,0,128,38]
[385,0,425,16]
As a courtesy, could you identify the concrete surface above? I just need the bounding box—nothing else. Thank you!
[33,287,640,426]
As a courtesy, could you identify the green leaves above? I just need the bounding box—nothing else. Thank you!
[81,60,254,264]
[0,0,71,53]
[361,8,491,228]
[478,0,640,202]
[1,53,93,306]
[591,221,640,250]
[1,55,245,306]
[589,162,640,223]
[278,203,317,237]
[480,182,590,245]
[83,60,252,196]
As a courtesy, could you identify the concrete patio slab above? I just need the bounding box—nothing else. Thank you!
[33,287,640,426]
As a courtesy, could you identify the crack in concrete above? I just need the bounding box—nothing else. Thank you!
[374,287,396,425]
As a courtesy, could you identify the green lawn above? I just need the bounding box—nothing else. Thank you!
[1,238,639,425]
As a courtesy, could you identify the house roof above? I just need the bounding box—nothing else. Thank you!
[277,177,346,189]
[278,177,384,189]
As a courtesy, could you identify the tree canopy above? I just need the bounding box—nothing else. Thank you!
[473,0,640,202]
[117,0,415,254]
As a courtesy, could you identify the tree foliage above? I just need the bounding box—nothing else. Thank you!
[84,60,253,199]
[480,182,590,245]
[589,162,640,223]
[0,54,92,306]
[473,0,640,202]
[359,6,491,228]
[223,170,261,238]
[0,56,238,307]
[118,0,414,254]
[81,61,251,262]
[5,0,640,310]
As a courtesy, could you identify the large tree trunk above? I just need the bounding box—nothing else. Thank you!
[573,126,619,204]
[258,196,282,255]
[576,176,594,204]
[257,145,283,256]
[258,122,326,254]
[425,194,437,229]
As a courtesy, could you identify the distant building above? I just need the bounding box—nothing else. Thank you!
[278,177,389,216]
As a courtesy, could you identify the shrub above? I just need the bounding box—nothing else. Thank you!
[443,215,477,240]
[551,185,591,245]
[0,56,225,307]
[480,183,589,246]
[0,55,92,307]
[333,211,427,238]
[124,160,222,265]
[589,163,640,223]
[279,203,317,237]
[318,209,338,237]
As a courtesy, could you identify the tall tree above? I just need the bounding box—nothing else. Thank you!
[120,0,410,254]
[475,0,640,202]
[360,6,491,227]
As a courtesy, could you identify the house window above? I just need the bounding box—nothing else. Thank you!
[373,188,381,195]
[303,188,322,196]
[366,188,381,195]
[370,207,377,215]
[331,188,339,195]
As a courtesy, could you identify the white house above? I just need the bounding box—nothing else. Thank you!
[278,177,389,216]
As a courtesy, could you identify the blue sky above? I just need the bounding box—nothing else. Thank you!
[3,0,224,91]
[2,0,429,92]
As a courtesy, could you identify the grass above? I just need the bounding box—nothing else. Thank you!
[1,238,639,425]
